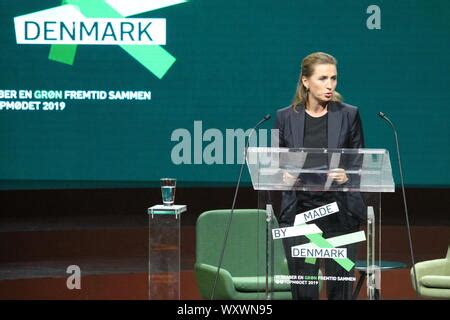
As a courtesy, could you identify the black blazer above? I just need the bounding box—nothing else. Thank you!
[274,101,367,227]
[275,101,364,150]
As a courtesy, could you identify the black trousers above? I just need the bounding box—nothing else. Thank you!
[280,223,359,300]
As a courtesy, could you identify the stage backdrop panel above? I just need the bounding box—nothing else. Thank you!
[1,0,449,189]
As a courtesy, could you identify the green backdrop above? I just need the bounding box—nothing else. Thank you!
[1,0,449,189]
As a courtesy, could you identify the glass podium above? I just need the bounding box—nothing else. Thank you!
[147,204,186,300]
[246,147,395,300]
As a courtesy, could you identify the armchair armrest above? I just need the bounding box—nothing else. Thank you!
[194,263,238,300]
[420,275,450,289]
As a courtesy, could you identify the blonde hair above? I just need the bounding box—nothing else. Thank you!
[292,52,342,110]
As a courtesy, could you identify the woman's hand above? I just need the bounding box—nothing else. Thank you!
[282,171,299,186]
[327,168,348,185]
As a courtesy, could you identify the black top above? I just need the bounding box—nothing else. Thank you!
[303,112,328,169]
[297,112,338,232]
[303,112,327,149]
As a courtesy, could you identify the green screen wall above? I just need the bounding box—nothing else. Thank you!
[1,0,449,189]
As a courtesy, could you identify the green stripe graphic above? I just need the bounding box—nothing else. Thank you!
[304,233,355,271]
[48,0,176,78]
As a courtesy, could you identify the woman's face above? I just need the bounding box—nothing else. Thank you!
[302,63,337,104]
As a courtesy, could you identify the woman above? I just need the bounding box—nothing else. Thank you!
[275,52,366,300]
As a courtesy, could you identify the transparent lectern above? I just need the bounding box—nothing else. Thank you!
[245,147,395,300]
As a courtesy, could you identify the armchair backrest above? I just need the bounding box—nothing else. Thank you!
[196,209,288,277]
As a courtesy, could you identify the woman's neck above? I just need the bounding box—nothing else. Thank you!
[305,98,328,117]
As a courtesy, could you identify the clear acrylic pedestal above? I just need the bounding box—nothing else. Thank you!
[148,204,186,300]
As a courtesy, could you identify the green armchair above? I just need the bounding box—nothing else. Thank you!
[411,245,450,299]
[194,209,293,300]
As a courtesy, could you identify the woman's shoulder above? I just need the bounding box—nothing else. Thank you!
[276,104,293,114]
[276,104,300,118]
[331,101,360,115]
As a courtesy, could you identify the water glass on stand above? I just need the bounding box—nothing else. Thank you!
[160,178,176,206]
